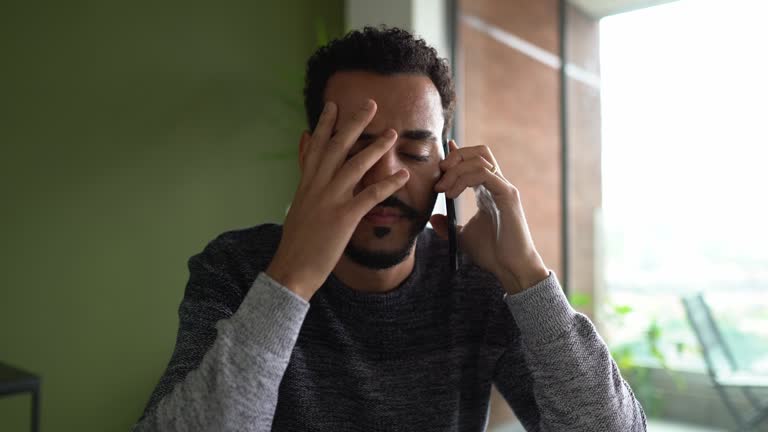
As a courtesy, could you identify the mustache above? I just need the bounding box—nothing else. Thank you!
[376,196,420,220]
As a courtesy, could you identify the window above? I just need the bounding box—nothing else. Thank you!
[599,0,768,373]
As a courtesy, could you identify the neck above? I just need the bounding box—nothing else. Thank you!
[332,244,417,294]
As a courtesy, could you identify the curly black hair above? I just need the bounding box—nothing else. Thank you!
[303,26,456,141]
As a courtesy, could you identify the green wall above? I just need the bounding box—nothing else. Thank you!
[0,1,343,430]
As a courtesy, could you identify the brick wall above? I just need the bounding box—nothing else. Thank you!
[456,0,602,426]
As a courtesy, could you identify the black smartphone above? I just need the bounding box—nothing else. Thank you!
[442,139,458,274]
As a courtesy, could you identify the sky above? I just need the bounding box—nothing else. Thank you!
[599,0,768,292]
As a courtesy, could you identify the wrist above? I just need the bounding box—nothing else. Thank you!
[516,266,550,293]
[265,260,316,302]
[499,255,549,295]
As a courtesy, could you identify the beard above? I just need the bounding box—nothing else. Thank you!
[343,192,437,270]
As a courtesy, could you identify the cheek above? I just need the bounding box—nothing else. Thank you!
[424,164,443,191]
[408,167,441,202]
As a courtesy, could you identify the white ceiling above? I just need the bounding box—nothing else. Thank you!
[567,0,679,18]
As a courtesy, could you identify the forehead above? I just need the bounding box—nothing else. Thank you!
[324,71,444,136]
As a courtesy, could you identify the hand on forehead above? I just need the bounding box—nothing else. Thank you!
[324,71,444,145]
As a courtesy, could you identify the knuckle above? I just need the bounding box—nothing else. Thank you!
[377,134,394,148]
[345,158,366,176]
[308,135,324,149]
[328,136,344,150]
[368,183,384,198]
[354,191,375,213]
[471,156,487,167]
[351,109,368,125]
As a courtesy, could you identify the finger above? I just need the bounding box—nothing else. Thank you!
[302,101,338,182]
[332,129,399,192]
[445,165,509,200]
[314,99,377,186]
[435,155,494,192]
[449,139,459,152]
[429,214,449,240]
[440,143,499,174]
[440,139,461,167]
[348,169,410,218]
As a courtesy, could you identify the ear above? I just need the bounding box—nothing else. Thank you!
[298,131,311,172]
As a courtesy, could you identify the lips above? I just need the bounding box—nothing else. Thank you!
[364,207,403,224]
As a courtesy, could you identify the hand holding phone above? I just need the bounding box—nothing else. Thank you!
[442,139,458,274]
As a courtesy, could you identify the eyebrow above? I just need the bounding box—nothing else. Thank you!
[358,129,438,143]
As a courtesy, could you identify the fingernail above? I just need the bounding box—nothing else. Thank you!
[361,99,374,111]
[384,129,396,138]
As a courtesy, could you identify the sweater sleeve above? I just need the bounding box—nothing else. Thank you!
[131,237,309,432]
[492,271,647,431]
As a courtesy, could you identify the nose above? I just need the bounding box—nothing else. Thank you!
[360,141,408,189]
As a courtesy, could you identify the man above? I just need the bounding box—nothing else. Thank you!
[133,27,646,431]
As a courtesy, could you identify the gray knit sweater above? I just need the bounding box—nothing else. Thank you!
[132,223,646,431]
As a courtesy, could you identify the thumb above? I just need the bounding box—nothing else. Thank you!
[429,214,449,240]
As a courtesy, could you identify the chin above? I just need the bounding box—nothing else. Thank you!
[352,232,408,250]
[344,226,420,270]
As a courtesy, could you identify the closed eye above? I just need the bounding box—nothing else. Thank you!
[403,153,430,162]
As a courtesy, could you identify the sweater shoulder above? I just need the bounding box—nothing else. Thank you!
[184,223,283,305]
[210,223,282,256]
[204,223,282,272]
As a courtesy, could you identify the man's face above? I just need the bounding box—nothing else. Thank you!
[324,71,445,269]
